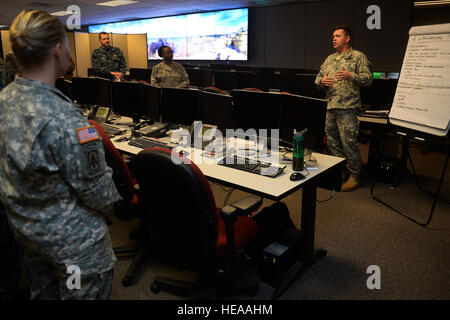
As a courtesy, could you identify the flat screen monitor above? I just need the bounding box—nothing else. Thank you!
[141,83,161,121]
[110,81,144,119]
[200,91,232,132]
[89,8,248,61]
[277,73,325,99]
[360,78,398,110]
[279,93,327,152]
[160,87,202,126]
[72,77,110,107]
[55,78,73,101]
[186,68,213,88]
[231,89,282,133]
[214,70,251,90]
[129,68,152,83]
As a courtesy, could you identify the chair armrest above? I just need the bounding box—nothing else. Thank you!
[229,195,262,216]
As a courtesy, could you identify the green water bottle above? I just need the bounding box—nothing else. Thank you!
[293,129,307,171]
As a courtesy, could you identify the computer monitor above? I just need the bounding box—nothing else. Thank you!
[200,90,233,132]
[210,63,235,71]
[71,77,111,107]
[277,73,325,99]
[129,68,152,83]
[214,70,252,90]
[185,68,213,87]
[55,77,73,101]
[160,87,202,126]
[360,78,398,110]
[279,93,327,152]
[141,83,161,121]
[87,68,115,80]
[231,89,282,133]
[110,81,145,121]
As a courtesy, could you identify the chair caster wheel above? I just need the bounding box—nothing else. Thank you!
[122,276,132,287]
[150,283,160,294]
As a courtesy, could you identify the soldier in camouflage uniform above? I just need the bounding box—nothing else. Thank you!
[151,45,190,88]
[315,26,373,192]
[0,10,122,300]
[91,32,127,80]
[4,52,23,85]
[0,56,5,90]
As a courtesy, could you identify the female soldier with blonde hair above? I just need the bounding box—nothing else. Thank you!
[0,10,121,300]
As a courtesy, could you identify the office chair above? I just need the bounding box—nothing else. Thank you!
[89,120,139,219]
[88,120,146,286]
[242,87,263,92]
[134,148,262,297]
[202,86,226,95]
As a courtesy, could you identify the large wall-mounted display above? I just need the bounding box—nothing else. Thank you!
[89,8,248,61]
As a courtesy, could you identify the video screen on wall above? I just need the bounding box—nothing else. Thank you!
[88,8,248,61]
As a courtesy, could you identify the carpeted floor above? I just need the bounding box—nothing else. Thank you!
[108,145,450,300]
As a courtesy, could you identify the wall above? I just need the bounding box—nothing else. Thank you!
[256,0,412,71]
[149,0,412,72]
[74,32,147,76]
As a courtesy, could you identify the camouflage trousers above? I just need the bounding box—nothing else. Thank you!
[325,109,361,174]
[22,252,114,300]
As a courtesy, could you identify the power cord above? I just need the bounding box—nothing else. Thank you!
[316,189,336,203]
[210,182,235,207]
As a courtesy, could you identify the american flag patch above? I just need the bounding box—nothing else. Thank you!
[76,126,99,144]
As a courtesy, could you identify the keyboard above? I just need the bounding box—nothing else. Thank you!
[128,136,174,150]
[218,155,285,178]
[101,123,126,137]
[359,110,389,119]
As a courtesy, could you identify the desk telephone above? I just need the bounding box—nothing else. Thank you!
[189,121,220,150]
[132,120,169,138]
[88,106,110,123]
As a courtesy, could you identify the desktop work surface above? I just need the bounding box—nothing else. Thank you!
[107,116,344,299]
[113,136,344,200]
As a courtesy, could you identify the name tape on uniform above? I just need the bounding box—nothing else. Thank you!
[77,126,99,144]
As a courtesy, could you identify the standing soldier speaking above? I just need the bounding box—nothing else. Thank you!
[315,26,373,192]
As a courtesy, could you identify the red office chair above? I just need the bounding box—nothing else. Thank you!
[134,148,261,297]
[88,120,139,219]
[89,120,145,286]
[202,86,226,95]
[242,87,263,92]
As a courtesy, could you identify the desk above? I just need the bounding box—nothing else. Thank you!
[110,120,344,299]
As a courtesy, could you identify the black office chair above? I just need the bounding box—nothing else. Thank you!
[134,147,262,297]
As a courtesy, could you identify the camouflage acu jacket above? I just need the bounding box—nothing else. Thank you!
[315,48,373,110]
[0,76,121,275]
[151,61,189,88]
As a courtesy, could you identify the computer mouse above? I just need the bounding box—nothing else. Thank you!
[290,172,305,181]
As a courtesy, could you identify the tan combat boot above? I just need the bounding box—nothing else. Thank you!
[342,173,360,192]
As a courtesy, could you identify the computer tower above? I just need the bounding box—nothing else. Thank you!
[259,228,302,287]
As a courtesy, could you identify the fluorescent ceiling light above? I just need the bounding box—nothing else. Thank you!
[51,11,71,16]
[414,0,450,6]
[96,0,138,7]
